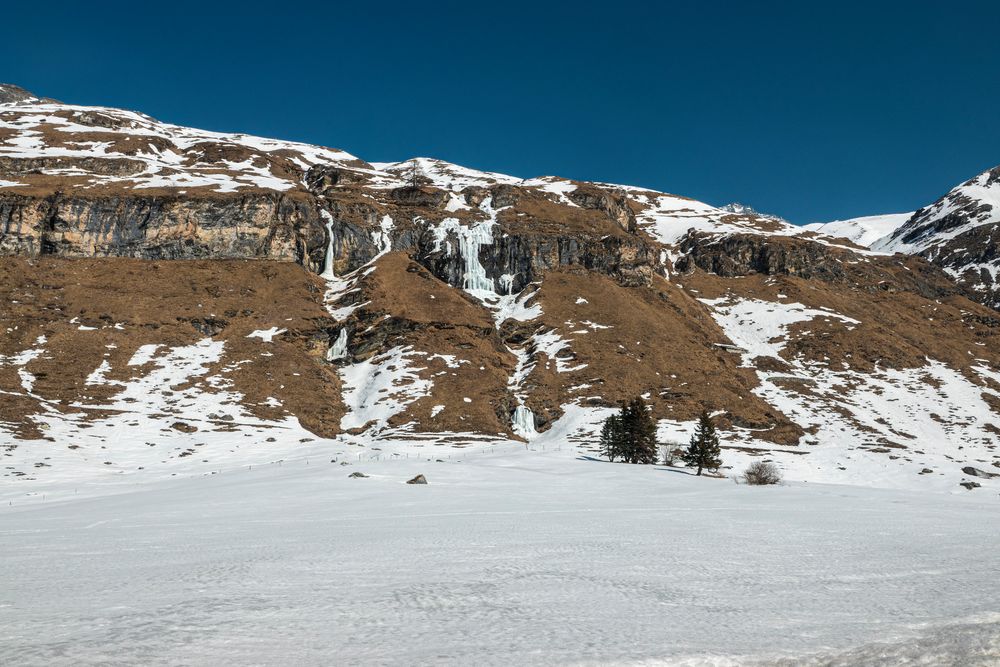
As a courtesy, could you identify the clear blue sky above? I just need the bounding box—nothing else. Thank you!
[4,1,999,223]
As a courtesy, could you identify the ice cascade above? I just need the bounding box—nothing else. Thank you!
[327,329,349,361]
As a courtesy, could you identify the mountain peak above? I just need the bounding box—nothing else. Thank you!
[720,202,786,222]
[0,84,57,105]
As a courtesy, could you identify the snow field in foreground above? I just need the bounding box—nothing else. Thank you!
[2,443,999,666]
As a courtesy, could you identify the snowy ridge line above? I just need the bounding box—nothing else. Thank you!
[0,92,941,261]
[0,100,406,193]
[0,90,894,254]
[2,87,996,272]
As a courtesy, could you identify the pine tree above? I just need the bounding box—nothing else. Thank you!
[627,397,658,464]
[683,410,722,476]
[599,412,624,462]
[619,400,636,463]
[598,397,658,464]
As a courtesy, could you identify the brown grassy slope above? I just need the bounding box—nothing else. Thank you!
[335,252,517,436]
[0,257,343,439]
[504,269,804,445]
[681,269,1000,375]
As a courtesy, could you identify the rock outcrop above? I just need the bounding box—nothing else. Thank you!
[0,191,327,263]
[675,231,962,299]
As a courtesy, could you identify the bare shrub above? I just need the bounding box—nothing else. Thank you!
[743,461,782,485]
[661,444,680,466]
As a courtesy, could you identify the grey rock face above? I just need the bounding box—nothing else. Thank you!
[416,227,658,294]
[0,192,326,264]
[675,232,961,300]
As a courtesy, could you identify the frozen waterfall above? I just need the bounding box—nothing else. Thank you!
[326,329,348,361]
[512,404,537,439]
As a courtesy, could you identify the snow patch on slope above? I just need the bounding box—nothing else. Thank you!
[699,297,860,363]
[699,295,1000,490]
[1,338,330,486]
[338,346,433,433]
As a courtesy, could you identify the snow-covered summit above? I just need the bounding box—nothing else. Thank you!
[720,202,787,223]
[0,83,53,105]
[803,212,913,247]
[873,166,1000,254]
[871,166,1000,308]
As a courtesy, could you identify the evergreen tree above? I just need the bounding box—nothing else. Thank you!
[619,400,636,463]
[683,410,722,476]
[626,397,658,464]
[598,397,658,464]
[599,412,624,462]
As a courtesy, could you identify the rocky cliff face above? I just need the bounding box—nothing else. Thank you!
[676,231,962,300]
[0,95,670,293]
[0,190,327,262]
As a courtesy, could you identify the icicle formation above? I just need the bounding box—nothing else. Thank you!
[512,404,537,439]
[432,218,492,292]
[499,274,515,295]
[326,329,348,361]
[432,196,505,295]
[320,211,335,280]
[372,215,394,256]
[445,220,495,293]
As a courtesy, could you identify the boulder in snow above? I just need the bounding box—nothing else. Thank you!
[961,466,998,479]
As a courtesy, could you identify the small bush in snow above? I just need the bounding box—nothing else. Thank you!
[743,461,782,486]
[661,444,681,466]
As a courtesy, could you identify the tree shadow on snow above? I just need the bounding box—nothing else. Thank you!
[575,456,698,477]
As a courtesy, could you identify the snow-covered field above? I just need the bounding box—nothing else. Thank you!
[3,433,1000,666]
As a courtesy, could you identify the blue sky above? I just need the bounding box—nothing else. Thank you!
[3,1,999,223]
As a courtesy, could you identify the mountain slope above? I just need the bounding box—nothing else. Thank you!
[873,166,1000,309]
[1,85,998,494]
